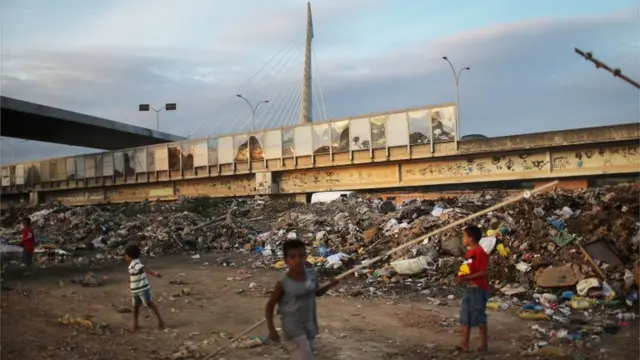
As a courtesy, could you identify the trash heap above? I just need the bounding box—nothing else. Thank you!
[1,184,638,355]
[0,198,253,263]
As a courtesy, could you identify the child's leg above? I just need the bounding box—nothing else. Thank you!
[141,289,164,328]
[458,289,471,350]
[148,302,164,328]
[476,289,489,351]
[132,303,141,331]
[132,291,145,330]
[22,251,32,275]
[283,335,314,360]
[479,326,488,351]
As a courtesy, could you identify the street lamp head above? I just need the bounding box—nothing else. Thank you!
[442,56,448,60]
[465,66,471,70]
[264,100,270,103]
[236,94,242,98]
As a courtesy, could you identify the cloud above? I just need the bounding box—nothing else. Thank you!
[2,6,639,164]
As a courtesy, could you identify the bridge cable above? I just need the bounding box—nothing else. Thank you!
[312,45,329,122]
[205,39,303,136]
[189,27,305,137]
[260,49,306,130]
[230,45,304,133]
[206,39,301,136]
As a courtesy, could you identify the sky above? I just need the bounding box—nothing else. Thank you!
[1,0,639,164]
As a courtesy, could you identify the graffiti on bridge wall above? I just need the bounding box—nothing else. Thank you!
[403,152,549,179]
[279,166,397,192]
[552,146,639,170]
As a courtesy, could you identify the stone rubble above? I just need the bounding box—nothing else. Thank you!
[1,183,638,357]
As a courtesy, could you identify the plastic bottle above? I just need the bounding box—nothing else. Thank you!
[616,313,637,321]
[519,312,548,320]
[570,297,596,309]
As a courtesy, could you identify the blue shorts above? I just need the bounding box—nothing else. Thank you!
[460,287,488,327]
[22,250,33,267]
[132,289,152,307]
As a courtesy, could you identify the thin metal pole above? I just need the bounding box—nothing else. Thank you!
[156,110,160,131]
[442,57,469,150]
[455,77,460,148]
[251,109,256,132]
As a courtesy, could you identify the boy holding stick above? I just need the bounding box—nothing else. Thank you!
[265,240,339,360]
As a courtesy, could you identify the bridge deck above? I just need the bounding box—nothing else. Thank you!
[1,122,638,206]
[1,96,185,150]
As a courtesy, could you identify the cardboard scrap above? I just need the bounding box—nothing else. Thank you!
[535,263,584,288]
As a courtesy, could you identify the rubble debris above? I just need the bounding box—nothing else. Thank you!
[2,183,639,357]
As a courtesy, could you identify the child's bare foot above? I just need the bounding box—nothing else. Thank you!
[132,325,139,332]
[157,322,165,330]
[454,345,469,352]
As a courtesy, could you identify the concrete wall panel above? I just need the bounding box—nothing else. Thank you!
[278,164,398,193]
[294,125,313,156]
[402,152,549,185]
[176,175,254,197]
[550,145,640,174]
[331,120,350,153]
[408,109,430,145]
[312,123,330,154]
[106,184,173,203]
[218,136,234,164]
[431,105,456,143]
[349,117,371,151]
[85,156,96,178]
[193,140,208,167]
[45,189,105,206]
[386,112,409,147]
[264,130,282,159]
[207,138,218,165]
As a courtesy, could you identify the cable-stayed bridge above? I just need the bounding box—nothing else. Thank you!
[1,2,638,206]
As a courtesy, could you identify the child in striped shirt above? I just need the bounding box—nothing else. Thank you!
[125,244,165,331]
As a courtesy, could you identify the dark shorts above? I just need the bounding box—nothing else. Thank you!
[22,250,33,267]
[460,287,489,327]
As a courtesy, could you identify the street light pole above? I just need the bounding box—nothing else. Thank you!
[236,94,269,131]
[139,103,177,131]
[442,56,470,148]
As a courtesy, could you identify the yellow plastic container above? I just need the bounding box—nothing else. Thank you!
[458,263,471,276]
[496,244,510,257]
[570,297,596,309]
[518,312,548,320]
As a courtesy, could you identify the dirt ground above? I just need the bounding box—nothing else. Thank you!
[1,254,638,360]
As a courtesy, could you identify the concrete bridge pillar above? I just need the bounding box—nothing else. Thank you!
[29,191,40,206]
[294,193,309,204]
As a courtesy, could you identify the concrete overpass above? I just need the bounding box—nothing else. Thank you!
[0,96,185,150]
[1,102,638,206]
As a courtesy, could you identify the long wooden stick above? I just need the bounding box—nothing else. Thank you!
[204,320,265,359]
[205,181,558,358]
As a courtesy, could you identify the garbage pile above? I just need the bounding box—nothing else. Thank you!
[0,184,638,293]
[1,184,638,356]
[0,198,256,263]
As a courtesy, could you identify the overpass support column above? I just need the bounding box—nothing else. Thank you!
[29,191,40,206]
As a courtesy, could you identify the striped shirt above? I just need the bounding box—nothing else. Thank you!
[128,259,150,293]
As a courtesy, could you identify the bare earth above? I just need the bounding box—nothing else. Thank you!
[1,254,638,360]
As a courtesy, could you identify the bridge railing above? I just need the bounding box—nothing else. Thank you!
[1,103,457,189]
